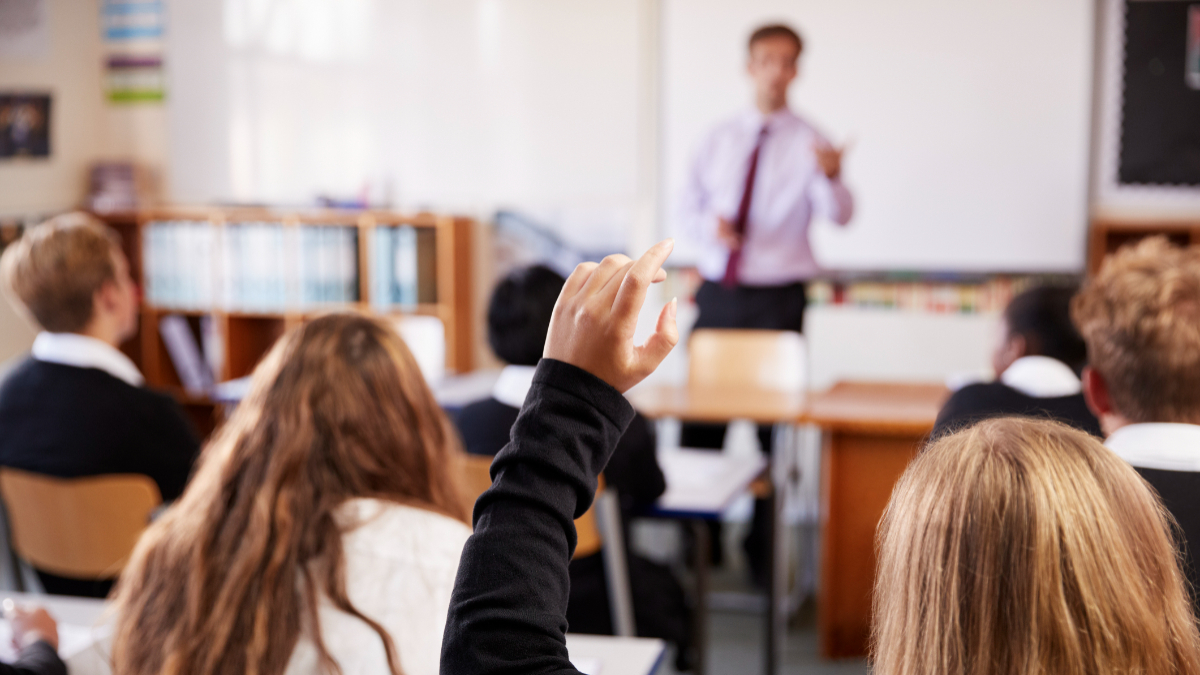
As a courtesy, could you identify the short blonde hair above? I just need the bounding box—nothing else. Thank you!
[1072,237,1200,423]
[0,212,122,333]
[873,418,1200,675]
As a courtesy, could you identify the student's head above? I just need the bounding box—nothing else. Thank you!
[0,212,138,345]
[110,313,465,675]
[1073,237,1200,434]
[747,24,803,113]
[487,264,566,366]
[992,285,1087,376]
[873,417,1200,675]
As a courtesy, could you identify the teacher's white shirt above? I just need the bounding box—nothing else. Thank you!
[680,107,854,286]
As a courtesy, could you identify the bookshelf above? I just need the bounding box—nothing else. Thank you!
[1089,218,1200,273]
[96,208,474,438]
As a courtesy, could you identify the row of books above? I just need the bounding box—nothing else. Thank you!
[805,276,1063,314]
[142,221,435,311]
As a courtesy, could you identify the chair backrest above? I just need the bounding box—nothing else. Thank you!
[459,454,603,559]
[688,329,807,393]
[0,469,162,579]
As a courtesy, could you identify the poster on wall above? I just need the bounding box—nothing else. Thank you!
[0,93,50,158]
[0,0,49,60]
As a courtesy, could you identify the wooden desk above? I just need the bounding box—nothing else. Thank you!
[628,385,806,424]
[802,381,947,659]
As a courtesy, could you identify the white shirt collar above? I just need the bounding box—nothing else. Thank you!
[1106,423,1200,472]
[491,364,537,409]
[740,107,798,132]
[999,355,1081,398]
[31,332,144,387]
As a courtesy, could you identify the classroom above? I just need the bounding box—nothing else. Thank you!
[1,0,1199,673]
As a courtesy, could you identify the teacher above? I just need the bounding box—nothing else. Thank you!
[678,23,854,581]
[681,23,853,336]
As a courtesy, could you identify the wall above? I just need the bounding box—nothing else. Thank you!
[0,0,106,216]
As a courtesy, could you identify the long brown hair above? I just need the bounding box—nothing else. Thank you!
[110,313,467,675]
[873,417,1200,675]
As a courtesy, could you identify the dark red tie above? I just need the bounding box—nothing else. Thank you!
[722,125,769,288]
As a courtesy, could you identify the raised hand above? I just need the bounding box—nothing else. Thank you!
[543,239,679,393]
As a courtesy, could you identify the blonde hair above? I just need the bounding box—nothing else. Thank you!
[0,212,122,333]
[1072,236,1200,423]
[873,417,1200,675]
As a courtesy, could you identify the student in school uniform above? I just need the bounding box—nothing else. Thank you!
[933,285,1101,437]
[455,265,692,670]
[440,242,1200,675]
[1073,237,1200,613]
[109,313,470,675]
[873,418,1200,675]
[0,213,199,598]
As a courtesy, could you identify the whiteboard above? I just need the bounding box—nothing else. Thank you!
[662,0,1094,273]
[166,0,642,252]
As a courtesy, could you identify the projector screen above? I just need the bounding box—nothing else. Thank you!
[662,0,1094,273]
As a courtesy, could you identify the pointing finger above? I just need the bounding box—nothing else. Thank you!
[612,239,674,324]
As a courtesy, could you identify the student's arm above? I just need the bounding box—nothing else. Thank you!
[442,241,678,675]
[3,641,67,675]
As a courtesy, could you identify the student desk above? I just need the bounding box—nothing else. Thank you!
[804,381,946,658]
[2,592,667,675]
[630,385,806,675]
[653,448,768,675]
[629,381,947,664]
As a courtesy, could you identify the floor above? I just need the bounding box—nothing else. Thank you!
[658,602,871,675]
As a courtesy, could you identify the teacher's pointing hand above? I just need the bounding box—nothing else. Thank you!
[543,239,679,393]
[813,140,846,180]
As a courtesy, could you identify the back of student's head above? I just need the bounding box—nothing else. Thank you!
[1004,284,1087,373]
[110,312,465,675]
[873,417,1200,675]
[0,212,122,332]
[1072,237,1200,424]
[487,265,566,366]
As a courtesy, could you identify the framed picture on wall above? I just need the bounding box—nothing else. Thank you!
[0,92,51,158]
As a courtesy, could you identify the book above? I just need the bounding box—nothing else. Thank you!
[159,314,213,395]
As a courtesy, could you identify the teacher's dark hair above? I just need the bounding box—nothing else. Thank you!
[748,24,803,56]
[487,265,567,366]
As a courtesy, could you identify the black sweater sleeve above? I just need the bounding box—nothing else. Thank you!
[441,359,636,675]
[2,641,66,675]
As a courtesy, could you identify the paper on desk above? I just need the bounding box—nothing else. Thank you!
[0,622,103,663]
[571,656,602,674]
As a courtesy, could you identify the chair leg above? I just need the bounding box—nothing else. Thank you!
[595,490,636,637]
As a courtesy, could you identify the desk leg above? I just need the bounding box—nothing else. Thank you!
[765,423,792,675]
[690,520,710,675]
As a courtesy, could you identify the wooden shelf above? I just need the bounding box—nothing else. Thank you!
[97,208,475,440]
[1089,218,1200,273]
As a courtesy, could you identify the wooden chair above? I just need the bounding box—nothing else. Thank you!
[688,329,807,393]
[459,454,635,635]
[0,469,161,582]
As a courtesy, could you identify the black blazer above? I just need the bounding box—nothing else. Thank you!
[1133,466,1200,615]
[0,358,199,501]
[1,641,65,675]
[934,381,1102,439]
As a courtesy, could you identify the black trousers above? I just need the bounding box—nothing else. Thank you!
[682,280,806,581]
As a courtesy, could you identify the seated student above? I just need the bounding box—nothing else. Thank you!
[440,242,1200,674]
[872,418,1200,674]
[455,265,691,668]
[934,285,1101,437]
[0,213,198,597]
[1073,237,1200,612]
[1,605,67,675]
[110,313,470,675]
